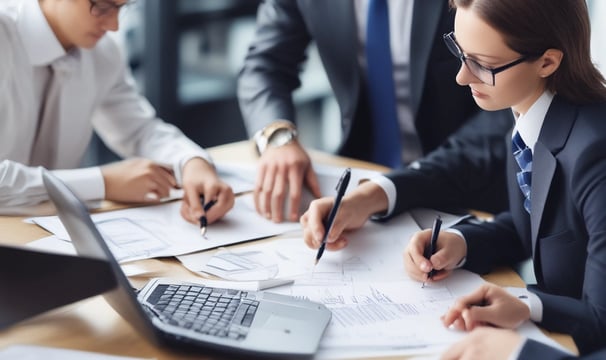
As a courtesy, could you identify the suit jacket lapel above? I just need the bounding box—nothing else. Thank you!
[530,97,577,252]
[410,1,444,116]
[530,142,555,252]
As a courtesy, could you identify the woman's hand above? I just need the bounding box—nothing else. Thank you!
[441,283,531,331]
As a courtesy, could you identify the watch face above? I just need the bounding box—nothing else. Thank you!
[268,128,295,147]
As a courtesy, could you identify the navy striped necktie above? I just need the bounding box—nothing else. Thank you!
[512,132,532,213]
[366,0,401,168]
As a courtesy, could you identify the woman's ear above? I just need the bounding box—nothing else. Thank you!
[537,49,564,78]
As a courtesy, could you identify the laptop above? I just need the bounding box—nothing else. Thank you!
[42,172,331,359]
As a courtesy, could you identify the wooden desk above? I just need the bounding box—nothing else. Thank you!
[0,141,576,359]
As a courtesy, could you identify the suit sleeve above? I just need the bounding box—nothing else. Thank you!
[236,0,312,136]
[517,339,580,360]
[385,109,513,215]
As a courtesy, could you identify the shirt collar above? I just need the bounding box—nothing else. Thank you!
[512,91,555,152]
[17,0,67,66]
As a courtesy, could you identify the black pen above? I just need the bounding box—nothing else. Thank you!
[422,215,442,288]
[314,168,351,266]
[199,196,217,238]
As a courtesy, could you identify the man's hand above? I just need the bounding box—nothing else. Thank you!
[101,158,176,203]
[179,157,235,225]
[255,141,321,222]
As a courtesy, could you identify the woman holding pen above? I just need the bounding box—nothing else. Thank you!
[301,0,606,354]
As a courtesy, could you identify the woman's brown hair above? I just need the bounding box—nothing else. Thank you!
[449,0,606,104]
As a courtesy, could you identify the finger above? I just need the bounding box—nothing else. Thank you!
[461,308,476,331]
[325,236,348,251]
[205,186,234,224]
[325,208,348,246]
[302,221,318,249]
[149,164,177,197]
[442,306,464,328]
[403,231,434,281]
[452,318,467,332]
[301,210,318,249]
[306,199,332,247]
[409,230,434,273]
[270,166,288,223]
[428,269,453,282]
[403,249,428,282]
[286,167,304,222]
[183,187,204,223]
[456,285,491,308]
[156,163,177,187]
[465,306,500,329]
[261,165,277,219]
[180,202,196,225]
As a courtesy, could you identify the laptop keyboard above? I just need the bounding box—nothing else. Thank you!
[146,284,259,341]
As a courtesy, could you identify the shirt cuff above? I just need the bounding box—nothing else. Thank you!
[506,287,544,323]
[52,167,105,201]
[444,228,467,268]
[368,175,397,220]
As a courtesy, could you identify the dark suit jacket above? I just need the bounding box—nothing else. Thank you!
[520,340,605,360]
[423,96,606,354]
[238,0,495,160]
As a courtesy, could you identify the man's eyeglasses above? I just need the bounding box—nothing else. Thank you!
[443,31,532,86]
[89,0,135,18]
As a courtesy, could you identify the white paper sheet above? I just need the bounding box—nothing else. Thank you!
[29,195,300,262]
[176,210,570,359]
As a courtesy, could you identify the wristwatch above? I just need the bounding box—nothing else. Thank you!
[253,120,298,155]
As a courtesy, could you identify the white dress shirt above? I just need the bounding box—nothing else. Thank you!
[0,0,211,214]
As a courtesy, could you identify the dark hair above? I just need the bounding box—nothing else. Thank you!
[449,0,606,104]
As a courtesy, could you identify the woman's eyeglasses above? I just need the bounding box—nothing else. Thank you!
[443,31,532,86]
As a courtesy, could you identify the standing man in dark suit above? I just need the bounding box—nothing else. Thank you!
[238,0,512,222]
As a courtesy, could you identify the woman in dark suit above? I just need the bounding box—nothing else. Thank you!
[412,0,606,355]
[301,0,606,354]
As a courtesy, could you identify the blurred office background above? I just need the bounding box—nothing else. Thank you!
[91,0,338,164]
[90,0,604,166]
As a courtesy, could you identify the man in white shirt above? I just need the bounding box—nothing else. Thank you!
[0,0,234,223]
